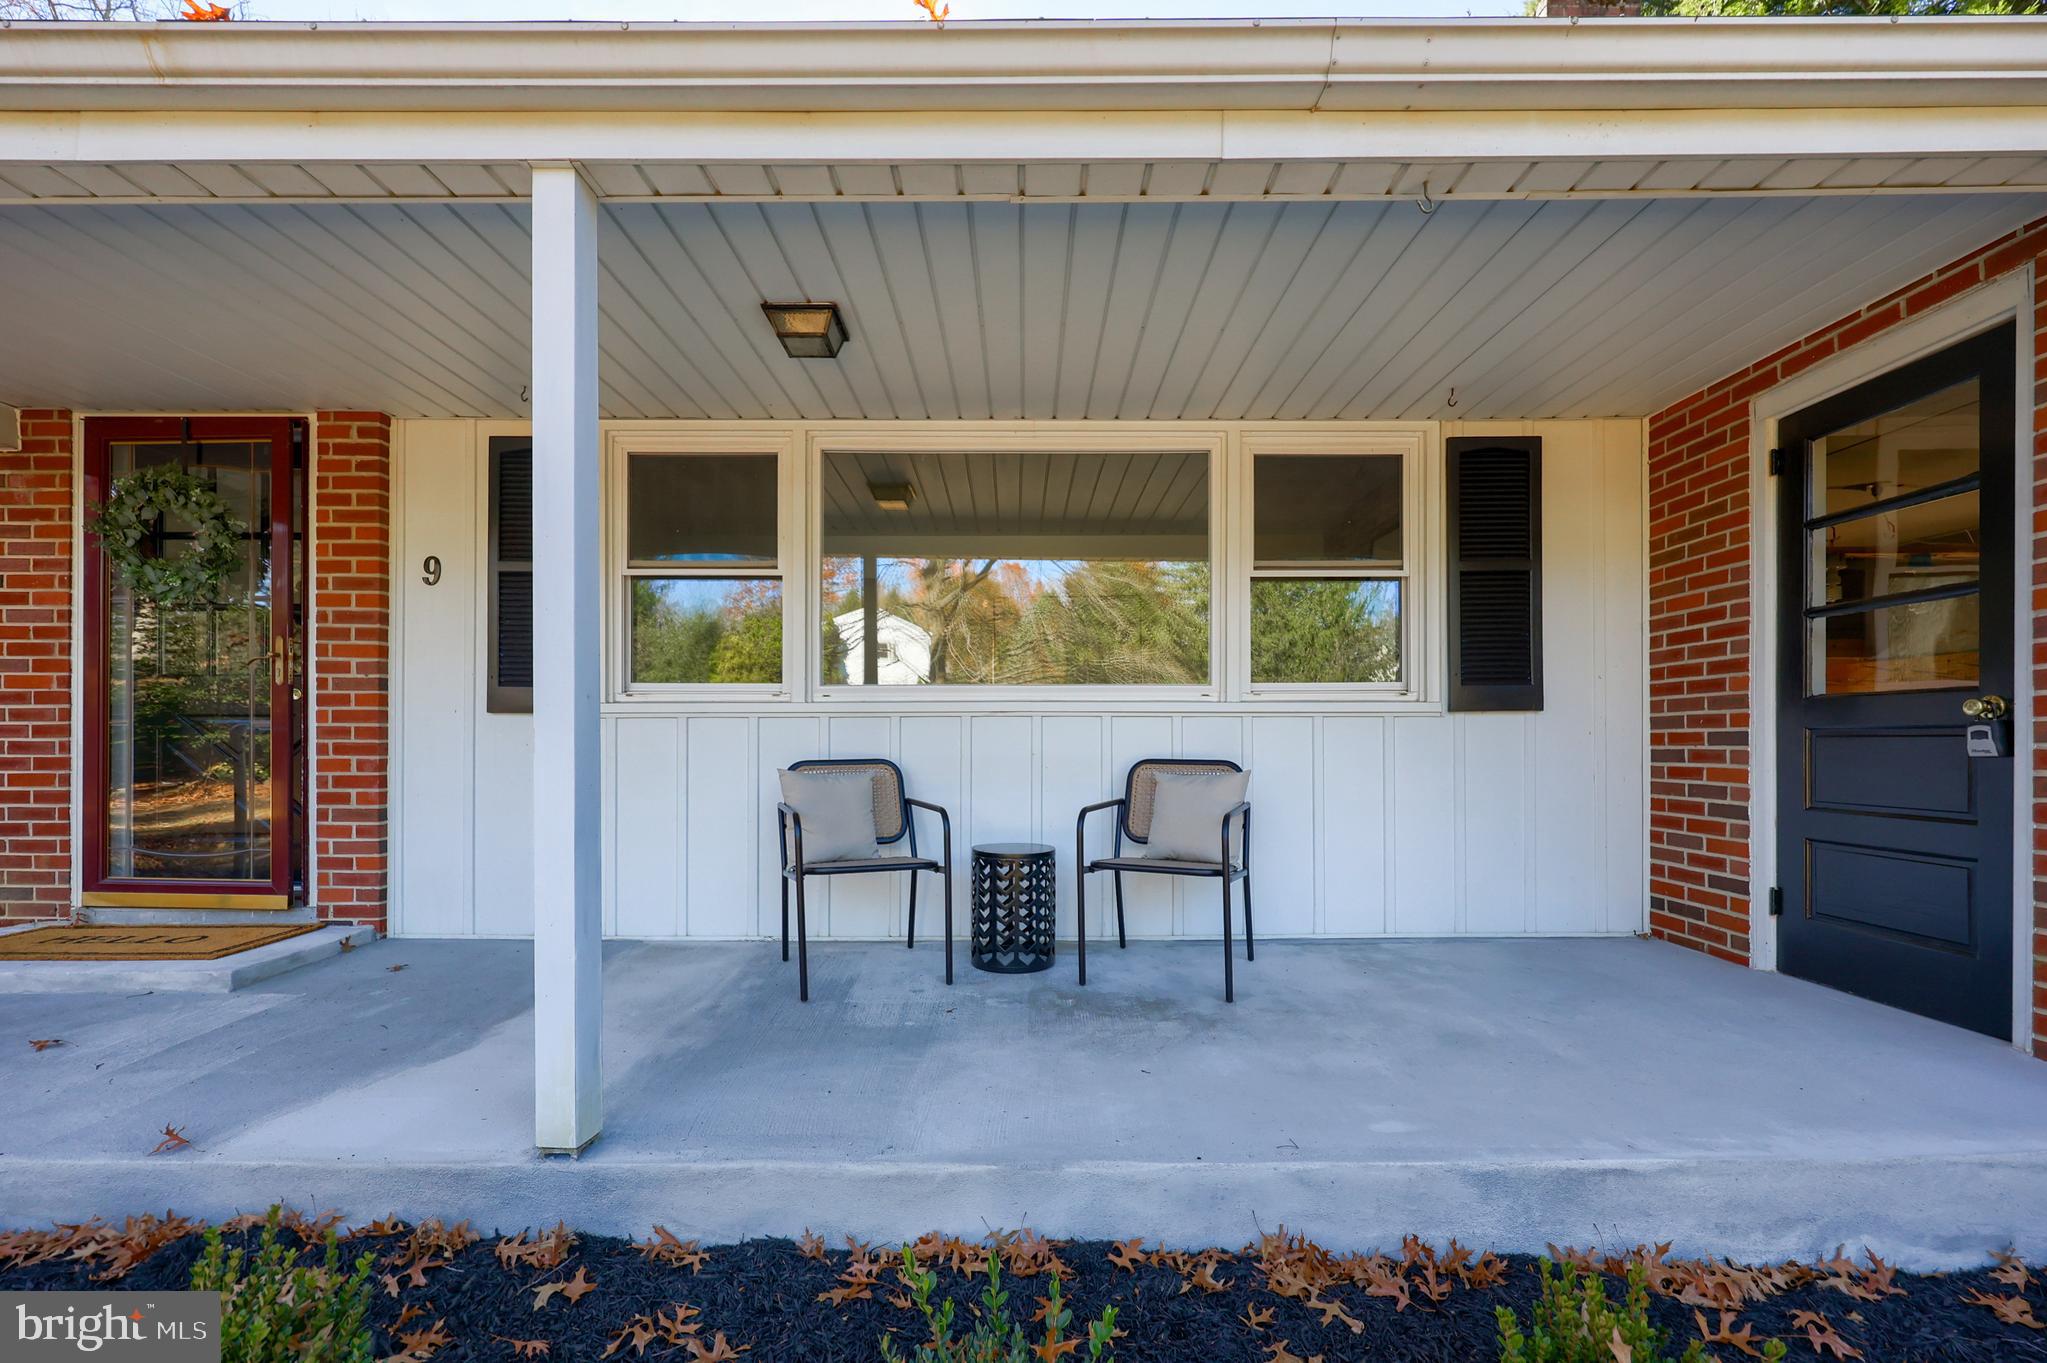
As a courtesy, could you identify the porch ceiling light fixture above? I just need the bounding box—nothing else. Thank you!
[762,301,849,358]
[868,481,917,511]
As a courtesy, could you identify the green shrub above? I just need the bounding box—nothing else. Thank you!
[191,1208,375,1363]
[880,1246,1117,1363]
[1496,1260,1785,1363]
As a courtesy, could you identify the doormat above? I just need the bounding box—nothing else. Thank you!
[0,924,320,961]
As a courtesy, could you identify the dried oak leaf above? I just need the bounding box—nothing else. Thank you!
[18,1215,195,1283]
[28,1039,62,1051]
[492,1339,549,1360]
[530,1266,597,1310]
[1962,1289,2045,1329]
[394,1304,428,1329]
[1548,1244,1602,1272]
[1106,1238,1148,1272]
[1179,1261,1231,1295]
[1789,1310,1864,1359]
[683,1332,748,1362]
[1608,1326,1632,1363]
[797,1230,827,1261]
[1240,1304,1276,1331]
[1359,1264,1412,1313]
[382,1257,449,1297]
[1306,1294,1364,1335]
[818,1282,873,1307]
[988,1227,1069,1280]
[1461,1251,1509,1290]
[1264,1343,1322,1363]
[394,1318,454,1360]
[603,1316,660,1358]
[1818,1249,1905,1303]
[636,1226,709,1272]
[148,1125,191,1155]
[1990,1249,2032,1291]
[498,1223,576,1271]
[402,1220,480,1261]
[1694,1309,1765,1358]
[281,1209,344,1243]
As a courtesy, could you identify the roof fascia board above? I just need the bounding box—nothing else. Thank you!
[3,19,2047,115]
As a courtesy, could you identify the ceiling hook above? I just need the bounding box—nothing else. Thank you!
[519,384,530,403]
[1416,185,1437,215]
[1446,387,1458,409]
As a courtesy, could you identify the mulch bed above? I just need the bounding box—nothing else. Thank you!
[5,1215,2047,1362]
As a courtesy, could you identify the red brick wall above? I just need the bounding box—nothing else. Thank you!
[1646,217,2047,1057]
[0,410,393,928]
[310,413,392,929]
[0,411,73,925]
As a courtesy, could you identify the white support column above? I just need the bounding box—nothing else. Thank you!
[529,162,603,1154]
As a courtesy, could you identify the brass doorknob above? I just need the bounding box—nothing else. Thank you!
[1962,695,2009,721]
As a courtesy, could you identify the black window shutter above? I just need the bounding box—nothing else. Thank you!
[1446,436,1543,712]
[488,438,534,714]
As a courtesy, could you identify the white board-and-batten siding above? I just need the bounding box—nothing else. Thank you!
[390,418,1645,941]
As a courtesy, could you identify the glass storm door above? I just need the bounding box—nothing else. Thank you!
[83,418,304,908]
[1775,325,2014,1039]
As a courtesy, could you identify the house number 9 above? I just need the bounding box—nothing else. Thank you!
[422,555,442,587]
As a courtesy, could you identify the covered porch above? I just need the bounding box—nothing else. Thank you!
[4,933,2047,1267]
[3,16,2045,1182]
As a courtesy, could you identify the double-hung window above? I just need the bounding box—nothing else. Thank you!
[621,449,784,690]
[1247,442,1415,692]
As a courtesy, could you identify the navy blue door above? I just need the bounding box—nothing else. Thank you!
[1775,324,2014,1039]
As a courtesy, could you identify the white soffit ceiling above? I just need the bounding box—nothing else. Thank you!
[0,192,2040,422]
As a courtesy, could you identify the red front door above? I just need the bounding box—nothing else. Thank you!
[82,417,304,909]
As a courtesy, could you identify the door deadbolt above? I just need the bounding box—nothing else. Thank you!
[422,555,442,587]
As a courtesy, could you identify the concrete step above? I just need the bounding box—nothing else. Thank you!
[0,924,379,994]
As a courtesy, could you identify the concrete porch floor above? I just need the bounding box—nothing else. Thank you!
[2,935,2045,1268]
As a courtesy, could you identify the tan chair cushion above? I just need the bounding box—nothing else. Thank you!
[1141,767,1249,862]
[779,768,882,863]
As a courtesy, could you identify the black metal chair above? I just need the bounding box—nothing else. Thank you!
[1075,758,1252,1001]
[776,757,953,1002]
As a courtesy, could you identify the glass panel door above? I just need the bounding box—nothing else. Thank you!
[1775,322,2016,1040]
[1804,378,1983,696]
[84,418,302,905]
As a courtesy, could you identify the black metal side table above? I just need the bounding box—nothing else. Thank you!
[970,842,1056,974]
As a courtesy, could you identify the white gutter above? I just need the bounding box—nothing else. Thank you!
[2,18,2047,113]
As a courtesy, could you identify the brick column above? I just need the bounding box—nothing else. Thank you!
[0,411,73,925]
[311,413,392,929]
[2031,271,2047,1060]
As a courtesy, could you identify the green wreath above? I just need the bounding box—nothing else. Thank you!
[87,463,249,608]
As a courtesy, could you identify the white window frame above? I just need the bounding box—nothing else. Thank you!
[605,429,799,702]
[1237,428,1434,704]
[592,420,1442,712]
[805,428,1227,706]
